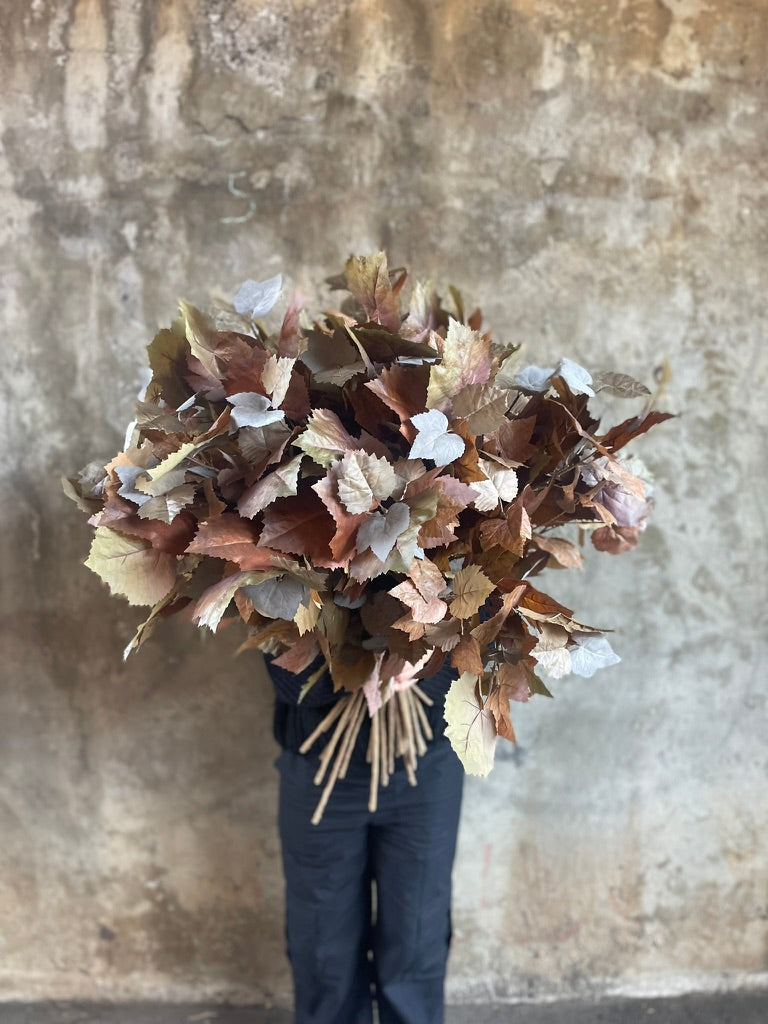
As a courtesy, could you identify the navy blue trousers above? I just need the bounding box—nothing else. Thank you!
[276,738,464,1024]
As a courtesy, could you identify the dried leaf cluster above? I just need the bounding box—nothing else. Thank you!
[65,252,671,777]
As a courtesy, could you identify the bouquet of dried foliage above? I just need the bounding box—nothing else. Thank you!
[65,252,671,821]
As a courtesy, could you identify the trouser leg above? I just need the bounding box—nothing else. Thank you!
[371,739,464,1024]
[277,751,374,1024]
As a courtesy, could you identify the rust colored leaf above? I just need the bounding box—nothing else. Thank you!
[479,499,532,557]
[260,485,336,563]
[186,513,283,569]
[486,684,517,742]
[451,633,484,676]
[600,410,674,452]
[495,416,538,464]
[272,631,321,674]
[97,493,197,555]
[531,533,585,569]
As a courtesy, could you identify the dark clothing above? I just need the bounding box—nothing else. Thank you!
[266,656,463,1024]
[276,740,463,1024]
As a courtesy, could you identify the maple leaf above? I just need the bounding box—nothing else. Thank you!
[343,251,402,333]
[426,319,493,413]
[186,513,283,569]
[452,384,510,435]
[408,409,465,466]
[233,274,283,319]
[356,502,410,562]
[469,457,518,512]
[238,454,303,517]
[450,565,496,619]
[193,569,280,631]
[145,317,191,409]
[479,500,532,557]
[486,679,519,742]
[531,533,585,569]
[85,526,178,607]
[259,485,336,563]
[443,673,497,776]
[227,392,285,430]
[336,451,398,514]
[312,470,368,565]
[450,634,484,676]
[294,408,360,467]
[179,300,225,379]
[494,416,539,465]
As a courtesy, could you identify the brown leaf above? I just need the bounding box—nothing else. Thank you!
[451,634,484,676]
[591,524,642,554]
[344,251,402,333]
[97,493,196,555]
[278,290,307,358]
[329,644,378,692]
[364,363,429,440]
[146,317,192,409]
[426,319,493,412]
[449,419,487,483]
[478,499,532,557]
[312,470,368,564]
[599,410,675,453]
[218,334,270,396]
[85,527,178,607]
[450,565,496,619]
[531,533,585,569]
[423,616,462,651]
[389,579,447,624]
[272,631,320,673]
[186,513,283,569]
[260,485,336,563]
[471,588,525,645]
[486,684,517,742]
[495,416,538,464]
[497,662,533,702]
[519,585,573,621]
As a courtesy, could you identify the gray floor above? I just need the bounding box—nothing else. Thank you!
[2,992,767,1024]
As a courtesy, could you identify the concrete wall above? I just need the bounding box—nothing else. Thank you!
[1,0,767,1006]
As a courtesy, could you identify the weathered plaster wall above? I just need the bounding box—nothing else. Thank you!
[1,0,767,1006]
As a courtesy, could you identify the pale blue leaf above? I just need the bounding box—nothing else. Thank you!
[569,635,621,678]
[233,274,283,319]
[227,392,286,429]
[514,365,555,392]
[408,409,465,466]
[243,576,309,620]
[556,357,595,397]
[357,502,410,562]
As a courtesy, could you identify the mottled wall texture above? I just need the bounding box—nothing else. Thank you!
[1,0,767,1007]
